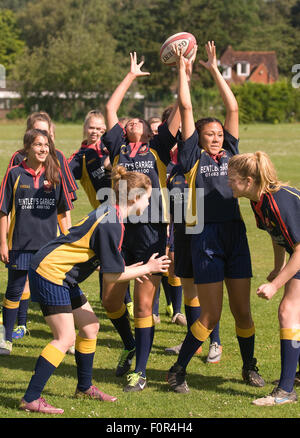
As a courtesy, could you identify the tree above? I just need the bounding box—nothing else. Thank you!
[0,9,24,74]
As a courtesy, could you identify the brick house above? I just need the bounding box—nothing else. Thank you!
[219,45,279,85]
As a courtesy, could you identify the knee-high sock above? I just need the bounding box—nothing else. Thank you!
[161,273,172,305]
[168,276,182,314]
[75,336,97,392]
[23,343,65,403]
[107,303,135,351]
[177,320,212,369]
[184,296,201,330]
[18,289,30,327]
[3,298,19,342]
[236,325,255,367]
[134,315,155,378]
[279,328,300,393]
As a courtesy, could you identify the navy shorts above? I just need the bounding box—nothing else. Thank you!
[191,221,252,284]
[174,225,193,279]
[6,250,35,270]
[28,268,87,316]
[122,222,167,266]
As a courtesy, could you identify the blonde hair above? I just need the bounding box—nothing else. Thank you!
[83,110,105,139]
[228,151,286,195]
[111,165,151,204]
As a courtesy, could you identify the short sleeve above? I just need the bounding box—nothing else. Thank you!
[68,149,83,180]
[177,129,201,173]
[223,129,239,155]
[150,122,178,165]
[90,219,125,273]
[56,171,74,214]
[0,168,14,215]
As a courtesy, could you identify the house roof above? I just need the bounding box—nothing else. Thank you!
[220,45,278,81]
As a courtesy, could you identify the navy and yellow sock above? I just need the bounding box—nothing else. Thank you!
[236,325,255,367]
[75,336,97,392]
[2,297,19,342]
[279,328,300,393]
[168,276,182,315]
[23,343,65,402]
[18,290,30,327]
[178,320,212,369]
[107,303,135,351]
[210,321,221,345]
[184,296,201,330]
[134,315,155,378]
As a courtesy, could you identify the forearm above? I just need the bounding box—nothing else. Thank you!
[209,65,238,112]
[105,72,136,129]
[0,212,8,244]
[271,244,300,290]
[272,239,286,271]
[57,211,71,234]
[103,264,151,284]
[178,66,194,141]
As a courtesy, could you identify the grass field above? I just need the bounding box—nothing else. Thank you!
[0,121,300,422]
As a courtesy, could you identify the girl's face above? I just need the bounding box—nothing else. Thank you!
[86,117,106,144]
[227,168,250,198]
[126,119,146,141]
[33,120,50,132]
[150,121,160,135]
[27,135,49,165]
[200,122,224,155]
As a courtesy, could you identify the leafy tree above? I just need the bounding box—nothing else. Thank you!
[0,9,24,74]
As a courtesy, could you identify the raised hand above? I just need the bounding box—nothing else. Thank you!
[172,43,188,70]
[199,41,218,71]
[130,52,150,77]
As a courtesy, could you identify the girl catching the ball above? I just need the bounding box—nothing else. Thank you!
[17,165,170,414]
[167,41,265,393]
[102,52,180,392]
[228,152,300,406]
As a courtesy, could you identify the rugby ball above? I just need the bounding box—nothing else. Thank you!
[160,32,197,66]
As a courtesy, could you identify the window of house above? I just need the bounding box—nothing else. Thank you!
[222,66,232,79]
[237,62,250,76]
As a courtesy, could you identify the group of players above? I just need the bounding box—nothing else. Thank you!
[0,41,299,414]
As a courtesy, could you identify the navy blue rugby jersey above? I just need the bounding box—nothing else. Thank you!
[0,161,73,251]
[7,149,78,201]
[102,122,178,223]
[178,129,241,224]
[31,204,125,287]
[68,140,111,210]
[251,186,300,255]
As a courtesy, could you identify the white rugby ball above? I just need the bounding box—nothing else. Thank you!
[160,32,197,66]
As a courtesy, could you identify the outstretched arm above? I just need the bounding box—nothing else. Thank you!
[173,45,197,141]
[105,52,150,130]
[199,41,239,139]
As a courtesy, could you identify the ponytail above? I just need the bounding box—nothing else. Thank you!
[228,151,285,196]
[111,165,151,205]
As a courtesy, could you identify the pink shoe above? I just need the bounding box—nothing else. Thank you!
[19,397,64,414]
[75,385,117,402]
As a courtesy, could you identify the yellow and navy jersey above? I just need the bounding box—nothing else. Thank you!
[68,140,111,210]
[31,204,125,287]
[251,186,300,254]
[178,129,241,224]
[7,149,78,201]
[102,122,178,223]
[0,161,73,251]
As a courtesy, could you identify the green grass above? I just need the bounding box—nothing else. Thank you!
[0,121,300,420]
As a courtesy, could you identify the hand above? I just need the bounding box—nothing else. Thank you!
[0,241,9,264]
[172,44,189,71]
[130,52,150,77]
[146,253,171,274]
[256,283,278,300]
[186,44,198,79]
[199,41,218,71]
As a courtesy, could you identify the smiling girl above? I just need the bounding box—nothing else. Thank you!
[0,129,72,355]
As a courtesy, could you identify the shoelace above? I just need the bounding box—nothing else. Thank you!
[127,372,142,386]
